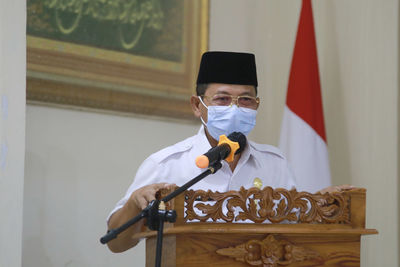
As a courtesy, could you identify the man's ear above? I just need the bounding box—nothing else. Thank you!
[190,95,202,118]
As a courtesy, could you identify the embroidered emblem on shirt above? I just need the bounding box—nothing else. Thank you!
[253,177,262,189]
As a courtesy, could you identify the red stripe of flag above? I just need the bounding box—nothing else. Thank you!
[286,0,326,142]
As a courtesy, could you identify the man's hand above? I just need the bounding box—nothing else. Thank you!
[318,184,355,194]
[129,183,176,210]
[107,182,176,253]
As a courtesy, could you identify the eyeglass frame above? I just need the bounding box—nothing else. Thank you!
[200,93,260,109]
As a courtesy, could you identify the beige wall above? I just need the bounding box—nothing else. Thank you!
[0,1,26,267]
[22,0,398,266]
[24,107,199,266]
[314,2,399,266]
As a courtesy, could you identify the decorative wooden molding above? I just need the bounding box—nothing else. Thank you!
[184,186,351,224]
[216,235,321,267]
[144,187,375,267]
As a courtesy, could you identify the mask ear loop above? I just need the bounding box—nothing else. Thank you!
[198,96,208,109]
[198,96,208,127]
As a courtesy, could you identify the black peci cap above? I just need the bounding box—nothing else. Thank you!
[196,51,258,89]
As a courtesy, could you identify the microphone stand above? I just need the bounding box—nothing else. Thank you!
[100,161,223,267]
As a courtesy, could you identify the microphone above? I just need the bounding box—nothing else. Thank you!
[195,132,247,169]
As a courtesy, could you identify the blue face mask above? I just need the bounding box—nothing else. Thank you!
[199,96,257,140]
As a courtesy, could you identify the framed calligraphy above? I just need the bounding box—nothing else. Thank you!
[27,0,209,120]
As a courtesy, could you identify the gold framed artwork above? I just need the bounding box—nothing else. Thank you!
[27,0,209,120]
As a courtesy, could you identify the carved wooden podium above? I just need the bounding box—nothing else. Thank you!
[133,187,377,267]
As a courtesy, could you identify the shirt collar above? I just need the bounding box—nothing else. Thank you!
[234,141,254,172]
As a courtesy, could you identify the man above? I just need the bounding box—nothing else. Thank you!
[106,51,337,253]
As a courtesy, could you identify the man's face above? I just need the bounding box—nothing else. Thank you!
[191,83,258,123]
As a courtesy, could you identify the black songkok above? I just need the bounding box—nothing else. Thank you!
[196,51,258,88]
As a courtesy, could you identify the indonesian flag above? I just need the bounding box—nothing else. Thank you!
[279,0,331,193]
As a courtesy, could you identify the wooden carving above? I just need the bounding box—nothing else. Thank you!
[144,187,374,267]
[216,235,321,267]
[185,186,350,224]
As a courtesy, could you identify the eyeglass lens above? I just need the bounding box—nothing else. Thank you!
[211,94,258,108]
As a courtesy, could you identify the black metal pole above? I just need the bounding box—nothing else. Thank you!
[100,201,154,244]
[155,218,164,267]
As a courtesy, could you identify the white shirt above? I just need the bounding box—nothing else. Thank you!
[108,127,297,220]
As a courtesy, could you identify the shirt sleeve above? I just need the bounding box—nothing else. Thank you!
[106,156,164,222]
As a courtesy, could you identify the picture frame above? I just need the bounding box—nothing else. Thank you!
[27,0,209,120]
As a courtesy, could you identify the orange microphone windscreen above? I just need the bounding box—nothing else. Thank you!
[195,155,209,169]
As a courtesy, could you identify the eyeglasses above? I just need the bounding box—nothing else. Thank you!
[201,94,260,109]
